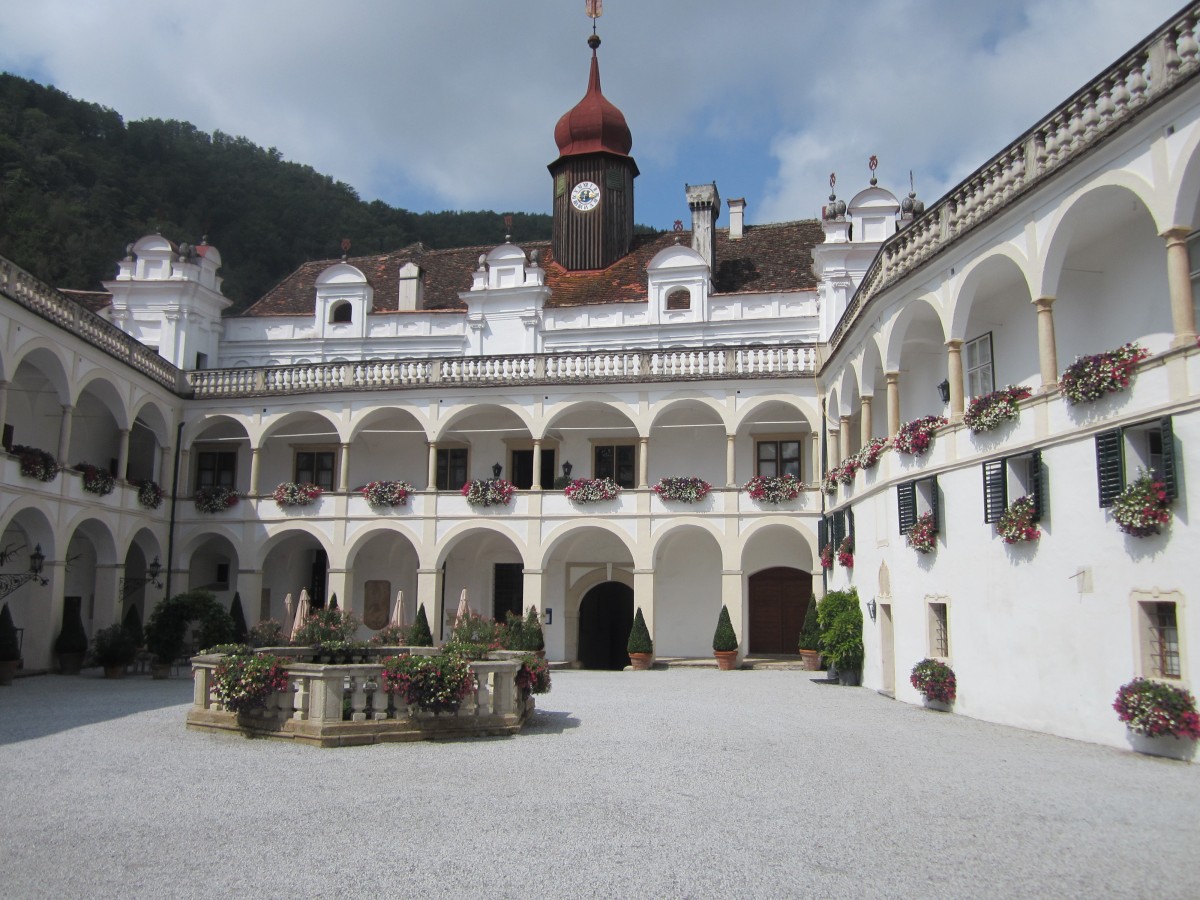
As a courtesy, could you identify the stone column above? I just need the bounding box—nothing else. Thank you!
[248,447,261,496]
[885,372,901,437]
[116,428,130,482]
[839,415,852,458]
[339,443,351,493]
[416,567,441,644]
[426,442,438,491]
[810,431,821,484]
[946,339,965,421]
[1163,226,1198,347]
[236,569,266,624]
[722,569,746,663]
[725,434,737,487]
[522,569,544,618]
[1035,297,1059,391]
[638,437,649,489]
[860,395,874,446]
[828,429,840,468]
[633,569,655,660]
[57,404,74,462]
[531,440,543,490]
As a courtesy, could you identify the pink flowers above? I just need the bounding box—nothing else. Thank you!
[837,535,854,568]
[744,474,803,503]
[1111,469,1173,537]
[1059,342,1150,404]
[893,416,947,456]
[964,385,1032,433]
[997,496,1040,544]
[1113,677,1200,739]
[819,542,835,569]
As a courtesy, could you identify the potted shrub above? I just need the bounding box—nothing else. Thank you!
[144,590,236,678]
[817,589,864,685]
[54,598,89,675]
[505,607,545,656]
[92,623,138,677]
[797,598,822,671]
[1113,677,1200,753]
[911,658,957,709]
[292,608,360,655]
[408,604,434,647]
[0,603,21,685]
[229,592,249,645]
[712,604,739,670]
[627,607,653,670]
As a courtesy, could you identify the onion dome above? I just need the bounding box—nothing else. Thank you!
[553,35,633,160]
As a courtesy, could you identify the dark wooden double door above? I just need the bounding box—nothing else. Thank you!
[578,582,634,670]
[748,567,811,654]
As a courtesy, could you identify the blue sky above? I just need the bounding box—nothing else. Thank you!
[0,0,1182,232]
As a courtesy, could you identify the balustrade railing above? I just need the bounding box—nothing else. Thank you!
[830,6,1200,352]
[188,650,531,747]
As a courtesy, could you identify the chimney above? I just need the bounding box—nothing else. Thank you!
[686,182,720,270]
[728,197,745,240]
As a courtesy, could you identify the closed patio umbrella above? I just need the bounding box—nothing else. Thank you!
[290,588,311,642]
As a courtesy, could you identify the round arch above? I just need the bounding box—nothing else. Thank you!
[948,247,1034,341]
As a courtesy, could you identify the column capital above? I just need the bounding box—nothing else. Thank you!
[1034,296,1055,310]
[861,394,873,404]
[1161,225,1193,243]
[885,370,900,384]
[945,338,963,350]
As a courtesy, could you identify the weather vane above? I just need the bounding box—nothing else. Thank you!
[869,155,878,186]
[586,0,602,33]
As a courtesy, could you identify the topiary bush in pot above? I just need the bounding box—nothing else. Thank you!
[817,588,864,684]
[54,598,89,674]
[712,605,739,669]
[144,590,236,675]
[408,604,434,647]
[627,607,653,670]
[797,596,822,670]
[92,623,138,675]
[229,593,249,645]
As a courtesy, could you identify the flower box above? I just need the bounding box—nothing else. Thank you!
[1113,677,1200,740]
[1110,468,1172,537]
[836,535,854,568]
[964,385,1031,433]
[652,476,712,503]
[194,486,240,514]
[12,444,60,482]
[1059,342,1150,404]
[819,542,834,569]
[462,478,516,507]
[563,477,621,503]
[273,482,323,508]
[74,462,115,496]
[997,495,1040,544]
[911,658,956,704]
[906,511,937,553]
[361,480,414,507]
[893,416,947,456]
[744,474,803,503]
[136,479,164,510]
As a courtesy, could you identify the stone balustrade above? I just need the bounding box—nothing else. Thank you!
[831,7,1200,352]
[187,649,533,747]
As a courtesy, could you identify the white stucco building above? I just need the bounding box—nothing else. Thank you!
[2,10,1199,752]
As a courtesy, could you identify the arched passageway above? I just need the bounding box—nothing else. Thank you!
[577,582,634,670]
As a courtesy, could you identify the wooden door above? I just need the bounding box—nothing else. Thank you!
[748,567,810,654]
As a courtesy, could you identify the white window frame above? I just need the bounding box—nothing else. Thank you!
[964,332,995,400]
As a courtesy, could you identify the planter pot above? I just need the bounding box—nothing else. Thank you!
[1126,730,1198,762]
[103,665,126,679]
[628,652,653,671]
[151,663,172,680]
[714,650,739,671]
[0,659,19,686]
[837,669,861,686]
[57,652,85,675]
[798,649,822,671]
[922,697,952,712]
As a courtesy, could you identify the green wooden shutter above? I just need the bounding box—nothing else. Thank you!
[928,475,940,533]
[982,459,1008,524]
[897,481,916,534]
[1027,450,1045,521]
[818,517,828,548]
[847,506,855,539]
[1095,428,1124,508]
[1159,417,1178,501]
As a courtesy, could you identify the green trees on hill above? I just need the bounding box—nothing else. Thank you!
[0,73,553,311]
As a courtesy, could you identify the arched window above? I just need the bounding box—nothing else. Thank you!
[331,302,353,323]
[665,288,691,310]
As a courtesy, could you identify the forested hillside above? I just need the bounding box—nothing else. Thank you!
[0,73,554,310]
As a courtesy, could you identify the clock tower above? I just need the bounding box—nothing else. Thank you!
[549,33,638,271]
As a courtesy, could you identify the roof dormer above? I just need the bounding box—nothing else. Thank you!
[315,262,371,338]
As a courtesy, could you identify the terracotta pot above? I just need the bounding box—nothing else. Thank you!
[798,649,822,671]
[57,652,85,676]
[714,650,739,670]
[628,652,653,671]
[0,659,18,686]
[103,665,126,679]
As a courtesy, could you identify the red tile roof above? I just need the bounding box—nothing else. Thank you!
[59,289,112,313]
[238,220,822,318]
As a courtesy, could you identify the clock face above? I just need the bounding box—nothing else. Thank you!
[570,181,601,211]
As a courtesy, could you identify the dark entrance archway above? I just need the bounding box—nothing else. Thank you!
[578,581,634,670]
[748,567,811,654]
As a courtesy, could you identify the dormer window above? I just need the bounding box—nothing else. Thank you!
[666,288,691,311]
[331,302,353,324]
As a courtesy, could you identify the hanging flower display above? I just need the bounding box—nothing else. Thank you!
[837,535,854,568]
[653,476,713,503]
[136,479,164,510]
[273,482,323,508]
[852,437,889,470]
[821,472,839,494]
[964,385,1032,433]
[194,486,240,514]
[74,462,116,496]
[361,480,414,507]
[906,511,937,553]
[462,478,517,507]
[1113,677,1200,739]
[12,444,60,482]
[911,658,957,704]
[212,652,291,714]
[563,477,621,503]
[836,458,860,485]
[744,474,803,503]
[996,495,1040,544]
[381,652,477,714]
[819,541,835,569]
[1059,342,1150,404]
[1110,468,1172,537]
[893,416,947,456]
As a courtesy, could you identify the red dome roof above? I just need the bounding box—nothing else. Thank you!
[553,42,632,160]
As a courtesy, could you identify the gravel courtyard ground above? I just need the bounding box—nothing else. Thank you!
[1,668,1198,899]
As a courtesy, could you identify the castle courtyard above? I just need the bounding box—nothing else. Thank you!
[1,669,1197,898]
